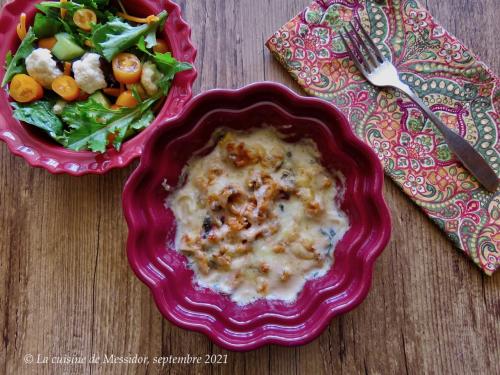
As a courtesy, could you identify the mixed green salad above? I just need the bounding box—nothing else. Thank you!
[2,0,192,153]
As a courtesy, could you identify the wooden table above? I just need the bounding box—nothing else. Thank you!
[1,0,499,374]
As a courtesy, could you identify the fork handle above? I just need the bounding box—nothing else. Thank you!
[393,82,499,192]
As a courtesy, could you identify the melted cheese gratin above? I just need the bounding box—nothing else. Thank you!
[167,128,349,305]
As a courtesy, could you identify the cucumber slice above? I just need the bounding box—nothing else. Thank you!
[52,33,85,61]
[89,91,111,108]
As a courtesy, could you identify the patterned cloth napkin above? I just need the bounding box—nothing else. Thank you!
[266,0,500,275]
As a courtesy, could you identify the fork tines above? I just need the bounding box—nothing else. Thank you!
[339,18,385,74]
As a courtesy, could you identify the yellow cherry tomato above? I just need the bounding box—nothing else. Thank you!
[73,9,97,31]
[10,74,44,103]
[115,90,139,108]
[112,53,142,84]
[52,76,81,102]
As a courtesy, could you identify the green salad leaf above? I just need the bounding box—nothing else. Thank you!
[36,1,84,16]
[33,13,63,38]
[60,97,159,153]
[38,1,111,20]
[155,53,192,93]
[137,37,192,94]
[73,0,110,10]
[91,11,167,61]
[2,28,37,87]
[11,101,64,140]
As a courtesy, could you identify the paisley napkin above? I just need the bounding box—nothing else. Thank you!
[266,0,500,275]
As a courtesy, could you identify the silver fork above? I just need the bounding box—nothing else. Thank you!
[339,19,499,192]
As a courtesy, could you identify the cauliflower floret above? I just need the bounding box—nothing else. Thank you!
[53,100,67,115]
[25,48,63,89]
[72,53,107,94]
[141,61,164,96]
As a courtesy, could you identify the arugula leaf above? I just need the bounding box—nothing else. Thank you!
[61,97,159,152]
[137,37,192,94]
[11,101,64,140]
[2,28,37,87]
[137,37,192,76]
[5,51,13,67]
[156,58,192,94]
[36,1,83,16]
[73,0,110,10]
[130,85,143,103]
[136,36,149,54]
[91,11,167,61]
[155,53,192,79]
[33,13,62,38]
[38,1,112,21]
[130,111,154,131]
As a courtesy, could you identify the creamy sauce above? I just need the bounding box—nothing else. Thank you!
[167,128,349,305]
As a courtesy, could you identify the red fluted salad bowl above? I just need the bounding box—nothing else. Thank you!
[0,0,197,175]
[123,82,392,351]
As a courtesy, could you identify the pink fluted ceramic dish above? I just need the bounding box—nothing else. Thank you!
[0,0,197,175]
[123,82,392,351]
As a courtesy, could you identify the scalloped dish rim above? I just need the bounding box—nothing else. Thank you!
[123,82,392,351]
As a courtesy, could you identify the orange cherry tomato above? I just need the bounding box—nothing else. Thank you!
[52,76,81,101]
[115,90,138,108]
[112,53,142,84]
[153,39,169,54]
[110,104,121,110]
[38,37,57,49]
[73,9,97,31]
[9,74,44,103]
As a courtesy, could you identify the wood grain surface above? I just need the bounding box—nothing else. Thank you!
[0,0,499,374]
